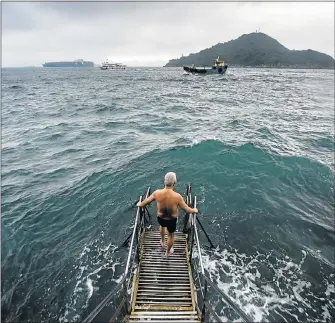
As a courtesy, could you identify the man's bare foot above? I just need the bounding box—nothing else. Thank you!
[166,247,174,257]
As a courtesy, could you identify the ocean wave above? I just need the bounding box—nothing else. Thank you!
[8,85,24,90]
[2,68,334,323]
[58,238,123,323]
[200,246,334,322]
[51,148,86,158]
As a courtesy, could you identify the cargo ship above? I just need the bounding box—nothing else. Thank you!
[42,59,94,67]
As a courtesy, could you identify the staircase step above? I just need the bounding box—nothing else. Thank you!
[129,320,199,323]
[137,288,191,295]
[134,305,194,311]
[140,272,189,276]
[137,293,191,298]
[139,277,189,280]
[128,230,198,322]
[130,311,197,315]
[136,294,192,303]
[141,265,188,269]
[136,301,192,305]
[137,284,190,289]
[129,313,198,320]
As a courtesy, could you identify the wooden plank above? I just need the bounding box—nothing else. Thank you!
[136,295,191,299]
[129,320,199,323]
[142,260,187,263]
[140,269,189,273]
[139,277,190,281]
[140,268,188,271]
[140,266,188,269]
[139,273,189,276]
[143,253,186,256]
[136,301,192,305]
[131,312,196,315]
[141,264,188,268]
[129,311,197,315]
[138,282,190,285]
[142,257,187,261]
[137,285,190,289]
[138,280,190,283]
[140,272,189,276]
[134,305,194,311]
[143,246,185,249]
[130,314,198,322]
[144,240,186,243]
[136,297,192,301]
[137,291,191,294]
[143,252,186,261]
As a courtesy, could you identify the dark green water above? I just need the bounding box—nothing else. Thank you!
[1,67,334,322]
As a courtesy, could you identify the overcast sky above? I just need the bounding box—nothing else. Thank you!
[2,1,334,67]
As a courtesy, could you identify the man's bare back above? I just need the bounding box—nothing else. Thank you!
[155,188,180,219]
[136,172,198,256]
[139,188,197,219]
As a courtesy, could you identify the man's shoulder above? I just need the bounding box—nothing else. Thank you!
[173,192,182,199]
[154,189,163,196]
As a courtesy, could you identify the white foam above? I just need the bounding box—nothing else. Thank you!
[325,284,334,296]
[321,304,331,321]
[86,278,93,299]
[190,136,217,147]
[59,238,121,323]
[199,246,334,322]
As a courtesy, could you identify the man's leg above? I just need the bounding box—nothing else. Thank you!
[160,225,166,247]
[166,232,174,256]
[166,218,177,256]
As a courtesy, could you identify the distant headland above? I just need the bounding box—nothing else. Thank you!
[164,32,334,69]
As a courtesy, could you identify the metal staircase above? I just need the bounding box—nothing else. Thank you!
[82,184,252,323]
[128,231,199,322]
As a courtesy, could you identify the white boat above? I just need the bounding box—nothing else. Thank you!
[100,59,126,70]
[183,57,228,74]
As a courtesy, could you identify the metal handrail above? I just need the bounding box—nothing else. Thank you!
[185,185,252,323]
[124,196,142,277]
[192,196,204,275]
[82,188,151,323]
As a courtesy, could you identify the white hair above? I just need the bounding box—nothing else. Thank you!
[164,172,177,187]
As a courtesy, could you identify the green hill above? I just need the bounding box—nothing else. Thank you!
[164,32,335,69]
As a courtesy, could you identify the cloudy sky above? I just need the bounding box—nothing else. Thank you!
[2,1,334,67]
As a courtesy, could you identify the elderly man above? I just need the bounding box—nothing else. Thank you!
[137,172,198,256]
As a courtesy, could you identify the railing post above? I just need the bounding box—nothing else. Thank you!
[183,184,190,233]
[183,212,189,234]
[122,279,130,315]
[124,195,142,278]
[201,278,208,322]
[189,218,195,265]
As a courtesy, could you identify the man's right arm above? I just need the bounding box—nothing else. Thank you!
[178,194,198,214]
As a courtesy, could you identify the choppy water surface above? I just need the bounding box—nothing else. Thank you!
[2,67,334,322]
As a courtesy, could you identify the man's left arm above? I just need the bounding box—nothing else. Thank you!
[136,191,156,207]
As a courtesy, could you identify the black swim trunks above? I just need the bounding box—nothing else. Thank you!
[157,216,177,233]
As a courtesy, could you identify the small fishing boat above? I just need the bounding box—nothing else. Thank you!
[183,56,228,74]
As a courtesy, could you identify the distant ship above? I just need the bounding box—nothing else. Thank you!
[100,59,126,70]
[42,59,94,67]
[183,56,228,74]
